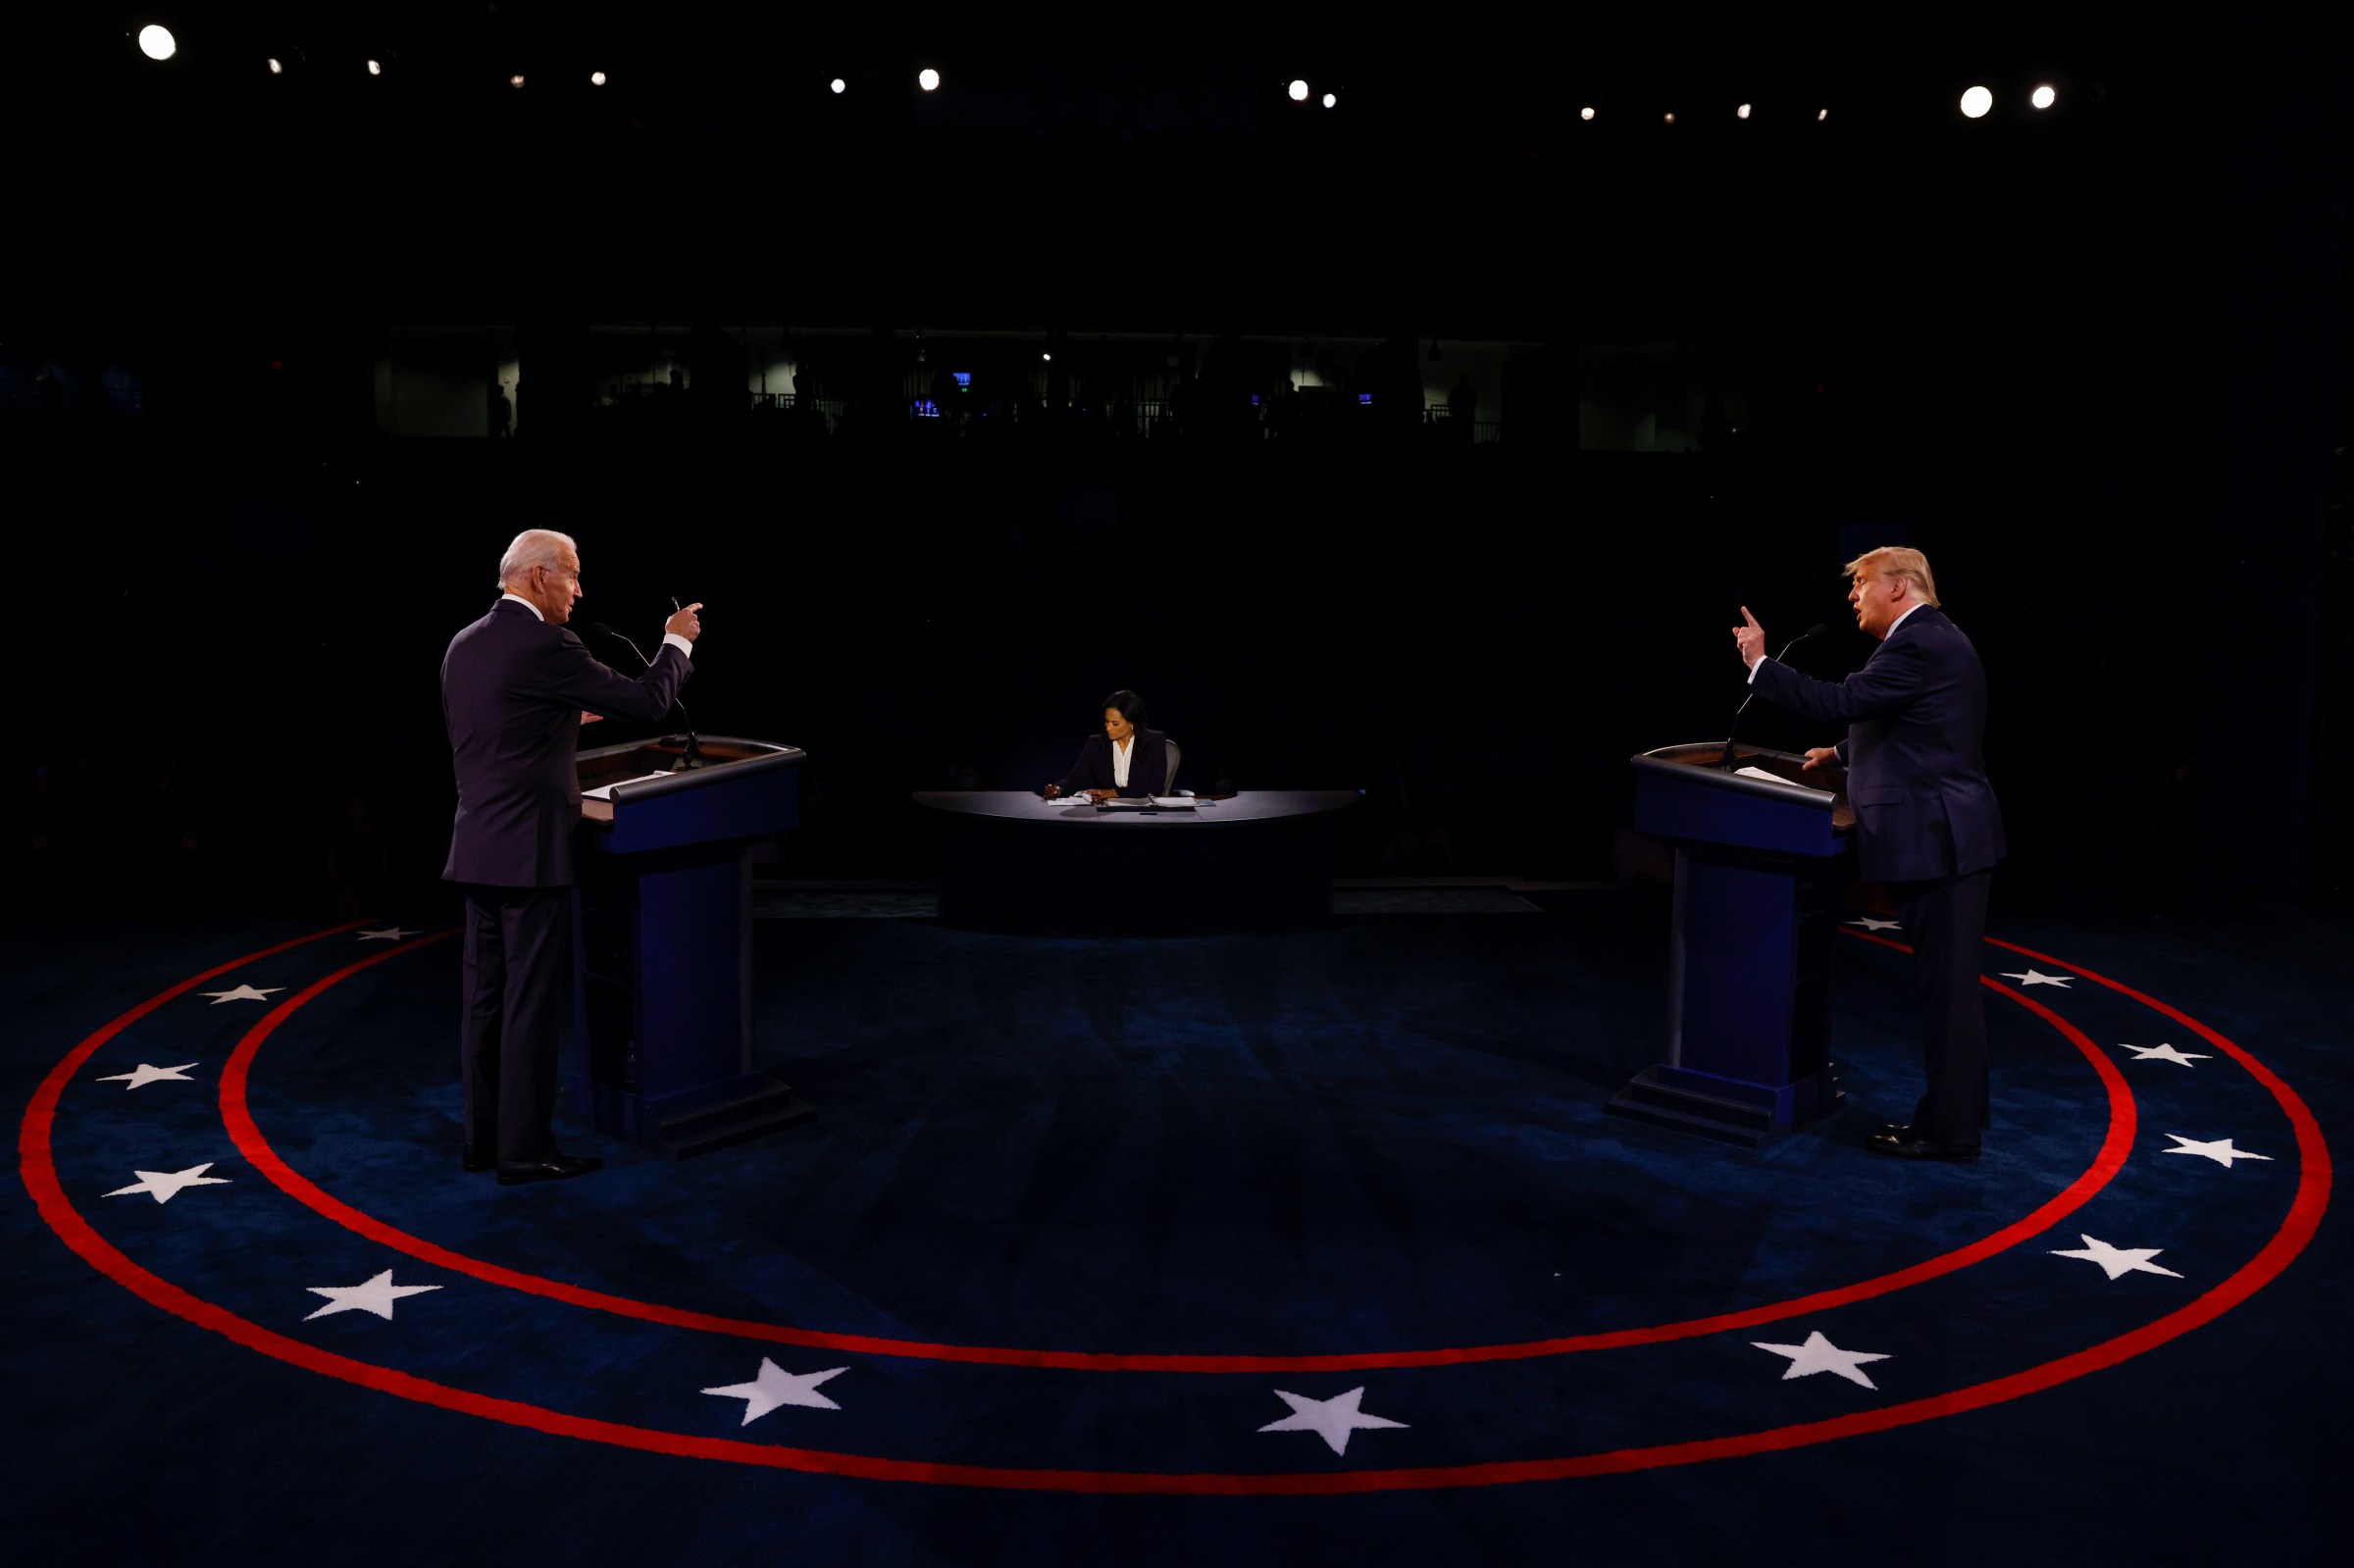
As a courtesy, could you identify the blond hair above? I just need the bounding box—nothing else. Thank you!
[1843,545,1939,608]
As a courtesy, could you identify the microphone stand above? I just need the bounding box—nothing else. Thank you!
[595,627,703,769]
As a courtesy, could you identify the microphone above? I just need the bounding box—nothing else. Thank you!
[1721,624,1830,768]
[585,622,702,769]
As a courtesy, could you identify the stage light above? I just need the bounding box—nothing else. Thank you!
[2031,83,2057,110]
[1663,112,1675,124]
[1817,108,1828,121]
[918,67,941,92]
[1737,102,1752,120]
[136,25,176,61]
[829,77,845,94]
[367,59,382,76]
[1579,106,1595,121]
[1960,85,1992,119]
[1043,353,1052,362]
[590,71,607,87]
[510,75,526,89]
[1288,79,1308,102]
[267,58,282,76]
[1322,92,1336,109]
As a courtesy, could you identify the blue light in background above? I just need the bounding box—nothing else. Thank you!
[952,372,972,386]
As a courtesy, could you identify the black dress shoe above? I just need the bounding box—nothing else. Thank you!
[496,1150,604,1186]
[1868,1129,1980,1162]
[462,1149,496,1174]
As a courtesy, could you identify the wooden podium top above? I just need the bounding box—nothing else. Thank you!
[576,735,804,825]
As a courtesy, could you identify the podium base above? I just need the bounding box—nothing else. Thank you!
[567,1070,816,1159]
[1605,1063,1842,1147]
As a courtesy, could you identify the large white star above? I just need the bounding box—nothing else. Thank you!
[103,1162,232,1204]
[95,1063,200,1090]
[304,1270,443,1321]
[200,984,284,1005]
[700,1359,847,1425]
[2122,1042,2210,1067]
[1256,1387,1409,1456]
[1845,917,1902,932]
[2051,1234,2183,1281]
[1999,969,2073,987]
[2162,1134,2275,1170]
[355,928,419,942]
[1751,1330,1892,1390]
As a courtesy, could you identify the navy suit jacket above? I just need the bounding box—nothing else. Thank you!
[1749,606,2005,883]
[1054,729,1171,798]
[441,599,692,887]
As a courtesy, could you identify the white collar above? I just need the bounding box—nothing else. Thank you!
[1886,601,1928,637]
[1112,733,1133,751]
[499,592,544,622]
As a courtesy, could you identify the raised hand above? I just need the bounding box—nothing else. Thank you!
[1732,605,1766,669]
[665,602,703,642]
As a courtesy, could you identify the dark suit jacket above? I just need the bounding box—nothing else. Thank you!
[1054,729,1171,799]
[441,599,692,887]
[1749,606,2005,883]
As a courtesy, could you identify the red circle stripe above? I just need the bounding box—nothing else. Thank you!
[212,930,2134,1372]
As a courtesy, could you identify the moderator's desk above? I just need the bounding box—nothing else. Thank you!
[914,790,1360,935]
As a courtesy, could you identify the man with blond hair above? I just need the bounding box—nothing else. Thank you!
[441,528,704,1185]
[1732,546,2005,1162]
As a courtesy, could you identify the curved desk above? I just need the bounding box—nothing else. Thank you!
[913,790,1360,935]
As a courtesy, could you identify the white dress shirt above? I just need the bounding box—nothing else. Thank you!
[1111,734,1132,788]
[500,592,693,659]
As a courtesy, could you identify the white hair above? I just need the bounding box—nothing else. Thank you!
[496,529,578,590]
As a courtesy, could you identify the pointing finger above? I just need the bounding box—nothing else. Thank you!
[1741,606,1761,628]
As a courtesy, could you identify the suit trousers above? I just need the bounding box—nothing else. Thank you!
[460,885,574,1163]
[1887,866,1994,1146]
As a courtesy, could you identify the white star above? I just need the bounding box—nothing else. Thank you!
[355,927,419,942]
[1999,969,2073,987]
[303,1269,443,1321]
[2122,1042,2210,1067]
[199,984,284,1005]
[1256,1387,1409,1456]
[95,1063,200,1090]
[1845,917,1902,932]
[1751,1330,1893,1390]
[2051,1234,2183,1281]
[2162,1134,2275,1170]
[700,1359,848,1425]
[103,1162,232,1204]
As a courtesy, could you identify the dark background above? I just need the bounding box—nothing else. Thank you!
[7,9,2352,919]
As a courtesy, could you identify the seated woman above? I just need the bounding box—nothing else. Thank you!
[1042,689,1170,801]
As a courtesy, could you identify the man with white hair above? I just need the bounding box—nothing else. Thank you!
[1733,546,2006,1163]
[441,529,703,1185]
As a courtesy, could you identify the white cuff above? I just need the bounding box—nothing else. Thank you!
[1746,657,1765,683]
[662,632,694,660]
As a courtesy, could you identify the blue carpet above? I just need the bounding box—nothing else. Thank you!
[4,894,2347,1565]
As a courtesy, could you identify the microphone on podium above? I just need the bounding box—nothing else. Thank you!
[1721,624,1829,768]
[585,622,703,769]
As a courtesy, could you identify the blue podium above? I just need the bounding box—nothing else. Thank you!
[1609,742,1853,1146]
[567,734,811,1157]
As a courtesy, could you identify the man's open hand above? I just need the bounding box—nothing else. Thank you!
[665,602,703,642]
[1801,746,1839,773]
[1732,606,1766,669]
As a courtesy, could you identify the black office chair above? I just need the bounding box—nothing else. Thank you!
[1163,739,1184,795]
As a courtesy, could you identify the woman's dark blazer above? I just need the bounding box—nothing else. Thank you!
[1053,729,1170,798]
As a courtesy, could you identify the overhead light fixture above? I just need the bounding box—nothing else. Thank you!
[830,77,845,94]
[267,58,282,76]
[1960,85,1993,119]
[1288,79,1309,102]
[367,59,383,76]
[136,25,177,61]
[918,67,941,92]
[1737,103,1753,120]
[510,75,526,89]
[590,71,607,87]
[1322,92,1337,109]
[1580,106,1595,121]
[2030,83,2057,110]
